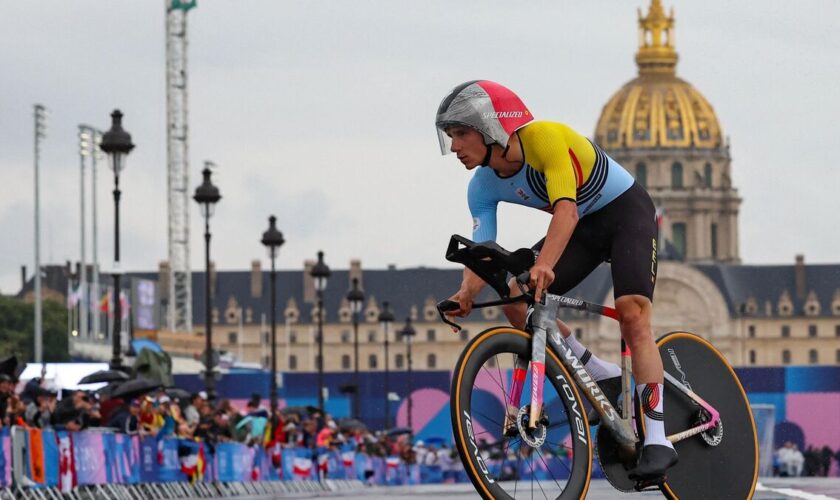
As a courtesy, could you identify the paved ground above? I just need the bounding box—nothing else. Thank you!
[233,479,840,499]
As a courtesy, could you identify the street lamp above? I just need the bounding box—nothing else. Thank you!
[99,110,134,370]
[378,301,394,429]
[399,316,416,431]
[261,216,285,430]
[193,163,221,400]
[346,277,364,419]
[310,251,330,413]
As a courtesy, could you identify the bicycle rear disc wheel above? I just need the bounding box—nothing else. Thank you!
[654,332,758,500]
[451,327,593,500]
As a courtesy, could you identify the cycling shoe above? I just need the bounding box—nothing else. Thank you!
[629,444,678,480]
[587,376,622,426]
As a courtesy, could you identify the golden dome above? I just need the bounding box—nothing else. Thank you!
[594,0,722,150]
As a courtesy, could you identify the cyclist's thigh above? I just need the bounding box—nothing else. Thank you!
[533,222,605,295]
[605,183,658,300]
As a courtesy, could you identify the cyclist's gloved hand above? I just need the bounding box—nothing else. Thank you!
[528,262,555,304]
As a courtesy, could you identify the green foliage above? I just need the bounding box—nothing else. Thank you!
[0,296,70,363]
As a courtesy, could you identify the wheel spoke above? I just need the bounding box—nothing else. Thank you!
[535,445,565,493]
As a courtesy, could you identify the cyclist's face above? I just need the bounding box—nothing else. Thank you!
[446,126,485,170]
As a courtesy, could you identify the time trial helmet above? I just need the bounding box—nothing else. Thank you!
[435,80,533,155]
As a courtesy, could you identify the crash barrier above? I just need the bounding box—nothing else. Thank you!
[1,426,598,493]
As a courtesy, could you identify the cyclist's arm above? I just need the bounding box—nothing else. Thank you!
[450,174,499,316]
[532,200,578,300]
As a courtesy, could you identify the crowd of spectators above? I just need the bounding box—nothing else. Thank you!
[774,441,838,477]
[0,376,463,474]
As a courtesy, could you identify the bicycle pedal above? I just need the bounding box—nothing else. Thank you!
[633,476,665,492]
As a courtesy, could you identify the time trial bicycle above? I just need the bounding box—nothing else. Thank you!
[436,235,758,499]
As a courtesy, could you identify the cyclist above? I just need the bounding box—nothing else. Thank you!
[437,80,677,480]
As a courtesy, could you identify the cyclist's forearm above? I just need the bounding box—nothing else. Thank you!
[537,200,578,268]
[461,267,486,295]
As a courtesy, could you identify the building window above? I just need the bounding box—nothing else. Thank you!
[711,223,718,259]
[809,349,818,364]
[289,355,297,370]
[427,354,437,369]
[782,350,791,365]
[781,325,790,338]
[836,349,840,364]
[808,325,817,338]
[671,162,683,189]
[368,330,377,343]
[289,332,297,344]
[341,355,351,370]
[749,350,756,365]
[574,328,583,340]
[395,354,404,369]
[672,223,687,259]
[704,162,713,188]
[427,329,436,342]
[341,330,351,343]
[368,354,378,369]
[836,325,840,337]
[228,332,237,345]
[635,162,647,188]
[262,331,269,343]
[748,325,756,338]
[459,330,469,342]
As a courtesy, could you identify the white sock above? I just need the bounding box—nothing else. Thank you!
[636,383,673,448]
[564,333,621,381]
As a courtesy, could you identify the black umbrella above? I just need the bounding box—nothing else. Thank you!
[164,387,191,402]
[79,370,130,385]
[111,378,162,400]
[338,418,368,432]
[279,406,308,417]
[96,381,122,398]
[387,427,413,437]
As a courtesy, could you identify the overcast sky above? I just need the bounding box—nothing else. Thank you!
[2,0,839,295]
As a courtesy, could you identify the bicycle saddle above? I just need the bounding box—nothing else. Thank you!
[445,235,535,298]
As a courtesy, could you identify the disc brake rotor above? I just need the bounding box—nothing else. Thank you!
[516,405,547,448]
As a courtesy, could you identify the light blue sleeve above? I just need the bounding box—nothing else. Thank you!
[467,170,499,243]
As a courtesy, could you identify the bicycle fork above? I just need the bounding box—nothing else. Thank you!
[504,327,548,432]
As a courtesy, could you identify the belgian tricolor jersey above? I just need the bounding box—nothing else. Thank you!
[468,121,634,242]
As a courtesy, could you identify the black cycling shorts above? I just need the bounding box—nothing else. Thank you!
[533,182,658,301]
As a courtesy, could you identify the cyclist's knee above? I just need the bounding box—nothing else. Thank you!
[615,295,652,341]
[502,303,527,330]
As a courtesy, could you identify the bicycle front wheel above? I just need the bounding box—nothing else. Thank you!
[451,327,593,500]
[655,332,758,500]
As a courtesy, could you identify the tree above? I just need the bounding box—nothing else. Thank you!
[0,296,70,362]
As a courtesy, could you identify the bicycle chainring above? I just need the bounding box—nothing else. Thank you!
[700,417,724,447]
[516,405,547,448]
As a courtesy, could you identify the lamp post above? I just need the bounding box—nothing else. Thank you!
[310,251,330,413]
[99,110,134,370]
[346,277,364,419]
[378,301,394,429]
[400,316,416,431]
[193,163,221,400]
[33,104,47,363]
[261,216,285,430]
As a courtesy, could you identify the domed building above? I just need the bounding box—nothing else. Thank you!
[594,0,741,263]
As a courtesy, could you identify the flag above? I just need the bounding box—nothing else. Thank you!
[66,284,82,308]
[292,457,312,478]
[119,291,130,320]
[385,456,401,469]
[57,433,76,492]
[28,428,45,484]
[317,453,329,474]
[177,440,200,483]
[341,451,355,468]
[99,291,110,314]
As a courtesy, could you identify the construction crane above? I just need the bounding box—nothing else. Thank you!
[165,0,196,332]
